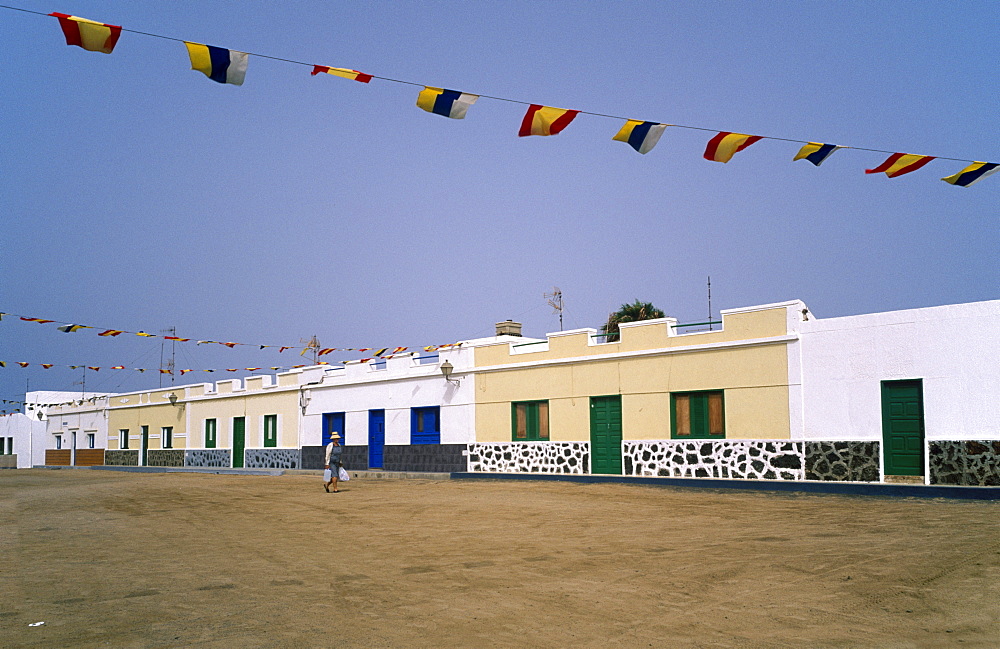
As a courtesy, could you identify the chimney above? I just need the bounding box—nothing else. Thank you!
[495,320,522,337]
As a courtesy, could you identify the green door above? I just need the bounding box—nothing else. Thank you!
[590,395,623,475]
[232,417,245,468]
[881,380,924,476]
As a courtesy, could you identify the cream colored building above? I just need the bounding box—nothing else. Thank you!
[467,301,805,478]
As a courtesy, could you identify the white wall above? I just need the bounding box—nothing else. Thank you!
[0,413,46,468]
[45,398,112,456]
[304,347,476,447]
[798,300,1000,441]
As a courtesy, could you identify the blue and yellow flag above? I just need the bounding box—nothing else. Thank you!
[613,120,668,154]
[793,142,842,166]
[941,162,999,188]
[416,87,478,119]
[185,42,248,86]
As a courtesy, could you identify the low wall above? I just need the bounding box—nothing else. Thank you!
[45,449,71,466]
[74,449,105,467]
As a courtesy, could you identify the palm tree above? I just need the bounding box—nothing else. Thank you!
[600,300,665,342]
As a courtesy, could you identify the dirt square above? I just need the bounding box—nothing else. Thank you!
[3,469,999,648]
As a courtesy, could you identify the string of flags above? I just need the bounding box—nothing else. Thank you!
[6,6,993,188]
[0,341,461,381]
[0,311,460,359]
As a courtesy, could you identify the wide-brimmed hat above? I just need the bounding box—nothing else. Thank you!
[329,433,341,440]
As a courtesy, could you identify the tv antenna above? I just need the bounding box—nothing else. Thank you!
[707,276,713,331]
[545,287,564,331]
[160,326,176,387]
[300,335,320,365]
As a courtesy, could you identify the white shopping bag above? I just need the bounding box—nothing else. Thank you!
[338,466,350,482]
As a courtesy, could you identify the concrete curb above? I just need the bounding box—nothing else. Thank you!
[34,465,450,480]
[450,472,1000,501]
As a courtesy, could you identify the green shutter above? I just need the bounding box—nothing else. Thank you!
[263,415,277,448]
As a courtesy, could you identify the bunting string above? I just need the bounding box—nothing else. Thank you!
[0,5,994,185]
[0,310,459,357]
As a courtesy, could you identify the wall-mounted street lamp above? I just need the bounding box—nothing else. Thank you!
[166,393,178,405]
[440,360,461,385]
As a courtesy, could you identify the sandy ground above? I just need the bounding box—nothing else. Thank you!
[2,470,1000,649]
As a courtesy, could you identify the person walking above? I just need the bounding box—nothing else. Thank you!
[324,433,343,493]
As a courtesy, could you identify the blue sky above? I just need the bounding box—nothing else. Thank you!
[2,0,997,403]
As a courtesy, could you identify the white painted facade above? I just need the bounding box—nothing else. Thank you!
[45,395,112,459]
[302,344,481,446]
[797,299,1000,441]
[0,413,45,468]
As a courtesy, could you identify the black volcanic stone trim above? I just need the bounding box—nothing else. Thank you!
[383,444,467,473]
[244,448,300,469]
[804,441,879,482]
[467,442,589,474]
[184,449,231,468]
[104,450,139,466]
[301,445,326,470]
[146,449,184,467]
[340,445,371,471]
[623,441,804,480]
[930,440,1000,486]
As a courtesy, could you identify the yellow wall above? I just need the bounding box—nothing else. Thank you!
[106,385,300,450]
[186,389,299,448]
[475,307,789,367]
[473,307,792,443]
[107,389,186,450]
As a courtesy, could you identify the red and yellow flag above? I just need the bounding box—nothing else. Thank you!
[703,132,763,163]
[865,153,935,178]
[49,13,122,54]
[518,105,580,137]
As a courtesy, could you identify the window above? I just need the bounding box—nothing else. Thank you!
[512,401,549,441]
[162,427,173,449]
[1,437,11,454]
[55,435,62,450]
[263,415,277,448]
[119,429,129,449]
[87,433,95,449]
[411,406,441,445]
[671,391,725,439]
[205,419,217,448]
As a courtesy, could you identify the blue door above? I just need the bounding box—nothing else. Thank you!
[322,412,345,447]
[368,409,385,469]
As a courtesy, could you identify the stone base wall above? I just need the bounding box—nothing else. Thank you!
[146,449,184,467]
[383,444,467,473]
[930,441,1000,486]
[468,442,588,474]
[104,450,139,466]
[624,440,804,480]
[0,455,16,468]
[185,449,232,468]
[301,445,325,470]
[341,446,369,470]
[805,441,880,482]
[244,448,300,469]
